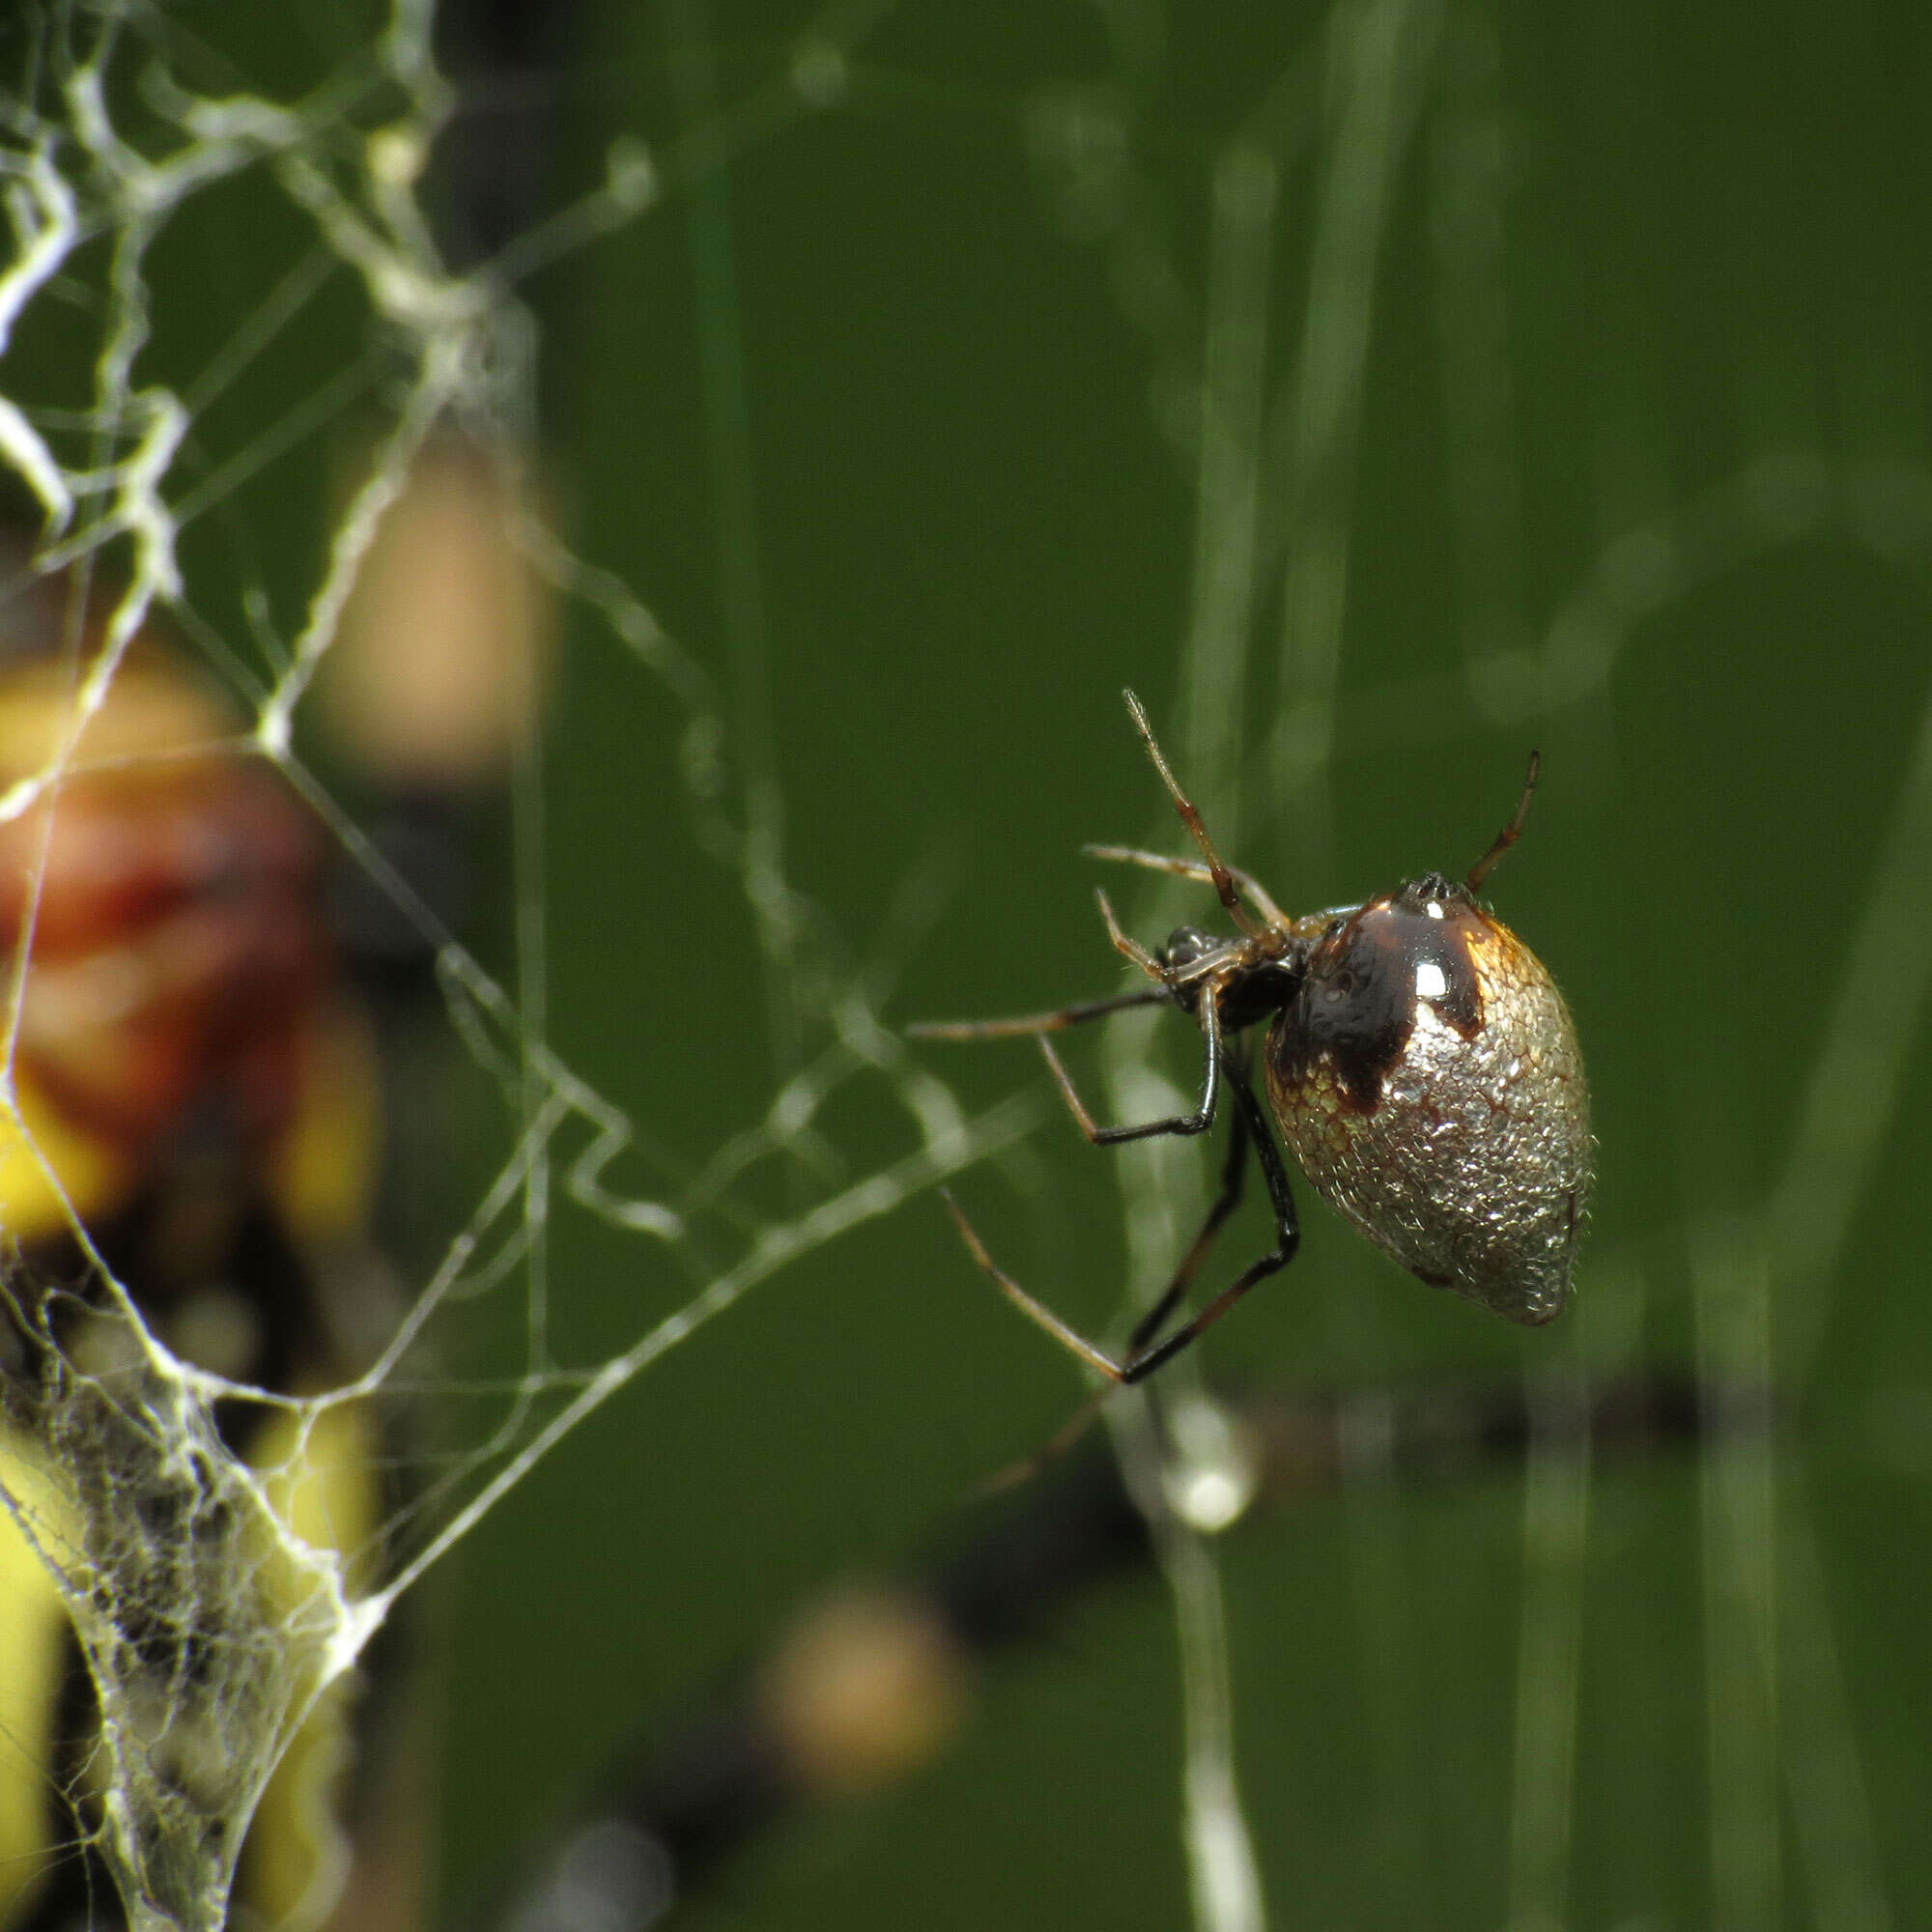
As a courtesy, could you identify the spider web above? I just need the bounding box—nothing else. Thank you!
[1,3,1930,1931]
[0,6,1027,1927]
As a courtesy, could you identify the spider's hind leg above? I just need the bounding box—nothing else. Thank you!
[1115,1065,1300,1385]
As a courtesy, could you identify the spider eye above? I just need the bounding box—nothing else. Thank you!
[1161,925,1218,972]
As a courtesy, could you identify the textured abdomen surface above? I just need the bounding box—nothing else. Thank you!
[1265,893,1591,1324]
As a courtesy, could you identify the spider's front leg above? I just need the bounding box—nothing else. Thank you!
[1037,977,1224,1146]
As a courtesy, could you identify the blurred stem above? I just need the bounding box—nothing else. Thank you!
[1154,1501,1269,1932]
[661,0,802,1086]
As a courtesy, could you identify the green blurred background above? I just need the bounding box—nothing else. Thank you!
[7,0,1932,1926]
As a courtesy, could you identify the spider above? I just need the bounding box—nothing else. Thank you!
[914,691,1592,1385]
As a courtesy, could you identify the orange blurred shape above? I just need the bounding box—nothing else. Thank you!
[0,637,374,1249]
[759,1587,968,1798]
[0,658,322,1142]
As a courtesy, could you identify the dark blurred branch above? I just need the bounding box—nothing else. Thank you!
[479,1370,1767,1932]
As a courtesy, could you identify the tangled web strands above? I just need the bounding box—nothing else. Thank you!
[0,6,1022,1927]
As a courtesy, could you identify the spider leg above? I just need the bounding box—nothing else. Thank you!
[1114,1065,1299,1384]
[1093,887,1163,980]
[1124,1081,1252,1355]
[907,984,1170,1042]
[967,1387,1113,1497]
[1037,981,1222,1145]
[940,1188,1133,1382]
[1464,749,1541,892]
[1083,843,1290,928]
[1121,690,1262,938]
[936,1060,1299,1389]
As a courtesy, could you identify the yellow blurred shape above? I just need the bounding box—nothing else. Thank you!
[242,1399,384,1932]
[270,1002,384,1244]
[0,1073,133,1243]
[0,1432,81,1927]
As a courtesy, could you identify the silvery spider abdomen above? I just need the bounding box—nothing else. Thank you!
[1265,872,1590,1325]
